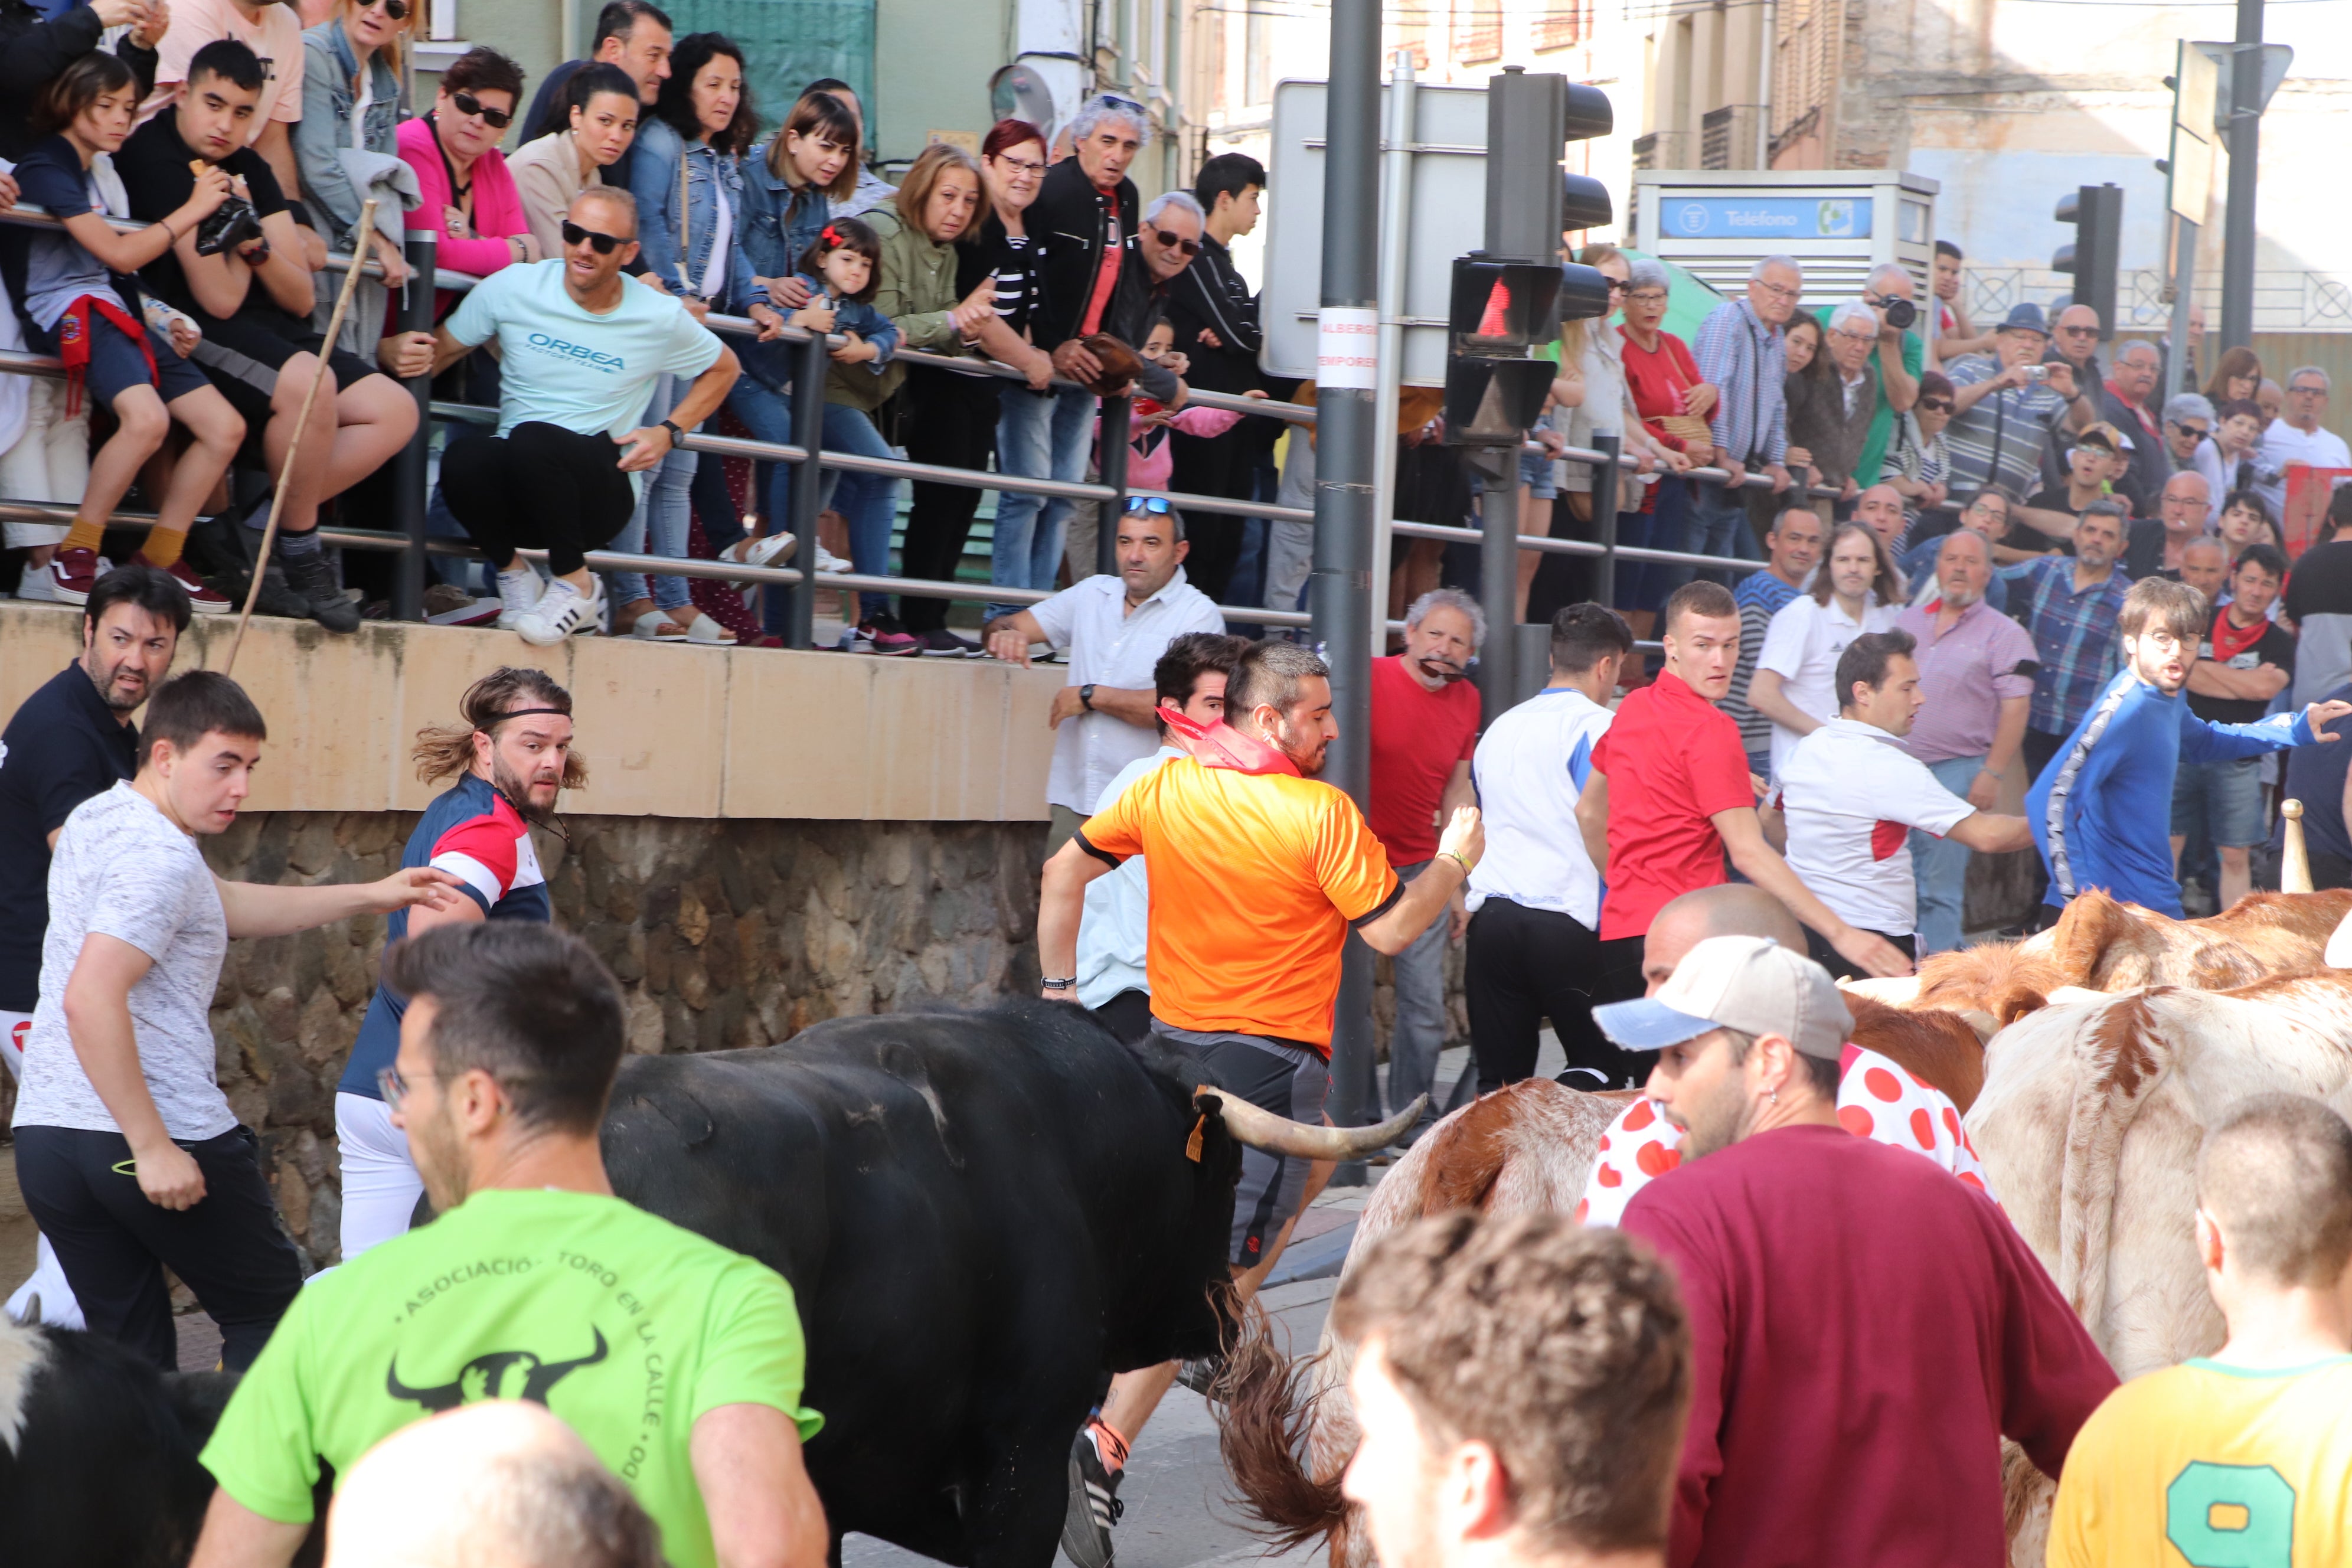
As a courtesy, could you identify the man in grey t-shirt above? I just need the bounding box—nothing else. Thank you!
[11,672,461,1371]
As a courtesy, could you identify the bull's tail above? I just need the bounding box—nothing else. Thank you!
[1210,1291,1350,1552]
[2054,991,2175,1344]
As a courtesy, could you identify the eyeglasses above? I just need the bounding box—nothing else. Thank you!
[451,89,512,129]
[1125,496,1173,515]
[377,1064,426,1112]
[2170,422,2211,439]
[562,220,625,254]
[1829,328,1875,345]
[1625,288,1667,304]
[1752,280,1801,300]
[1917,398,1954,413]
[2056,324,2098,337]
[1151,228,1200,257]
[1605,279,1628,294]
[361,0,410,17]
[995,154,1045,178]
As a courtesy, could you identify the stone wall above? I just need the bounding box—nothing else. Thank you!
[194,811,1051,1270]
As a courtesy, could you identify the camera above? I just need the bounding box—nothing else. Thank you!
[195,195,264,257]
[1879,295,1917,331]
[2021,364,2050,384]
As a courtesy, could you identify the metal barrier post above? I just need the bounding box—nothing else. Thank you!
[782,329,827,648]
[392,230,435,622]
[1096,393,1130,577]
[1590,432,1621,609]
[1472,447,1520,724]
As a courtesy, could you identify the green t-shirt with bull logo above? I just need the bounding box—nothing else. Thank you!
[200,1187,822,1568]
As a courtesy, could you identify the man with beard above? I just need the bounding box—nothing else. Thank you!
[190,923,826,1568]
[336,668,585,1259]
[2030,577,2351,921]
[1596,936,2117,1568]
[0,565,189,1327]
[1033,638,1482,1568]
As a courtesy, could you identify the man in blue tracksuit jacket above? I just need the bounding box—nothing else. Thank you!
[2028,576,2352,919]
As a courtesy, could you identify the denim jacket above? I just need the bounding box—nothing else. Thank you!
[629,116,754,312]
[739,138,832,287]
[800,271,899,396]
[295,21,402,249]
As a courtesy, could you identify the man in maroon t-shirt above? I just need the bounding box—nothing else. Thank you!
[1574,580,1910,985]
[1596,936,2116,1568]
[1367,590,1484,1143]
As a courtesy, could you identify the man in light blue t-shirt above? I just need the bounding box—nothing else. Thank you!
[423,188,739,645]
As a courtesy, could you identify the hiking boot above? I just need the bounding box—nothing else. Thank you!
[282,548,361,633]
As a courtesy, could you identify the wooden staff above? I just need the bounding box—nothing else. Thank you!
[222,197,378,677]
[2283,798,2314,894]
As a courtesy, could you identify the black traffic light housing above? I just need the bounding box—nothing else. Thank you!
[1444,256,1564,445]
[2053,184,2124,335]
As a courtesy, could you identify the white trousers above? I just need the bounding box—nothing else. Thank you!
[0,380,92,548]
[2,1008,84,1327]
[335,1090,425,1260]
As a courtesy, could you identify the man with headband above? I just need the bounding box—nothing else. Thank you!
[1366,589,1487,1145]
[335,668,583,1258]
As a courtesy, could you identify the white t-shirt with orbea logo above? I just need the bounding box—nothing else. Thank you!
[1775,717,1974,937]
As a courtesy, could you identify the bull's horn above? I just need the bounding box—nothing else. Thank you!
[1957,1009,1998,1044]
[1201,1087,1426,1161]
[1838,976,1922,1007]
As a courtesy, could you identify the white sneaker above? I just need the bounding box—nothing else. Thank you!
[814,543,851,574]
[514,578,603,645]
[14,562,64,603]
[494,566,544,630]
[718,531,798,584]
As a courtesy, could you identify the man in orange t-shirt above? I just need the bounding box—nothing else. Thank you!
[1035,638,1483,1567]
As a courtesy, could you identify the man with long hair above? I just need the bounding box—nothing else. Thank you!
[335,668,585,1259]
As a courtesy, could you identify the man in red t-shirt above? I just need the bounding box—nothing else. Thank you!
[1574,581,1911,992]
[1368,590,1485,1143]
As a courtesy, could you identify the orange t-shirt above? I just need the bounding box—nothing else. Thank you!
[1079,758,1400,1052]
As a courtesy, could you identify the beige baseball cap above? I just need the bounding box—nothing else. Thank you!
[1592,934,1851,1059]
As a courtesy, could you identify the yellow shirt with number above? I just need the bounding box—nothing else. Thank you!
[2047,1356,2352,1567]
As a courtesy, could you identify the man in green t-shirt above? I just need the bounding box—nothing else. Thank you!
[188,924,827,1568]
[1825,263,1926,490]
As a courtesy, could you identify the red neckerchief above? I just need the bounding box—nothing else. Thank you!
[1159,708,1301,776]
[2210,606,2268,663]
[55,295,154,418]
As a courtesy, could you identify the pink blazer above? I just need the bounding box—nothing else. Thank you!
[397,116,530,280]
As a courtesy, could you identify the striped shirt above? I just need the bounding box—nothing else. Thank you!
[1943,354,2072,498]
[1724,570,1803,757]
[2014,555,2128,736]
[1691,298,1788,466]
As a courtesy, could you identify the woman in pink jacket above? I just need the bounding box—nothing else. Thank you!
[397,45,540,319]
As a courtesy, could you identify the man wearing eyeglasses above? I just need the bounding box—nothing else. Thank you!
[2100,342,2170,517]
[1690,255,1801,561]
[1824,263,1924,500]
[2122,471,2211,582]
[2255,367,2352,522]
[1943,302,2098,504]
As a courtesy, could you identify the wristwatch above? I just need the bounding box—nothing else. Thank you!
[659,419,686,450]
[1079,684,1097,713]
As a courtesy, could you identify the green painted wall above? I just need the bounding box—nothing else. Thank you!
[872,0,1007,165]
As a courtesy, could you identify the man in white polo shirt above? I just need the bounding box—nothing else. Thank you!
[1775,629,2032,975]
[986,500,1225,852]
[1464,605,1639,1093]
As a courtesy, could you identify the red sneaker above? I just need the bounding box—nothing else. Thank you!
[45,546,102,606]
[132,553,231,615]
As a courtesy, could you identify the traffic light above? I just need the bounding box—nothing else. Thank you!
[1444,256,1561,445]
[1484,67,1614,260]
[2053,184,2124,334]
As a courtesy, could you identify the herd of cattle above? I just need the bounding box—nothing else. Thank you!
[5,889,2351,1567]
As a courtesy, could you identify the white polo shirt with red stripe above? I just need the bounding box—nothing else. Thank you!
[1775,716,1975,939]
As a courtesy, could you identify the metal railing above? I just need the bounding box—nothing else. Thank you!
[0,200,1837,649]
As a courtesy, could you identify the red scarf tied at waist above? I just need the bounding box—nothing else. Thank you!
[1159,707,1300,777]
[56,295,154,419]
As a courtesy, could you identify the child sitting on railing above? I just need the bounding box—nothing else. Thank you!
[1100,319,1265,497]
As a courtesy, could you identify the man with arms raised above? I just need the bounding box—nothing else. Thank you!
[1574,580,1911,995]
[2031,576,2350,921]
[1338,1211,1690,1568]
[1774,631,2033,975]
[1035,639,1480,1567]
[335,668,584,1259]
[190,923,827,1568]
[2051,1095,2352,1566]
[11,672,458,1371]
[1595,936,2116,1567]
[415,186,739,643]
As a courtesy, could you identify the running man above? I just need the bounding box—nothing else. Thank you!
[335,668,582,1259]
[2030,576,2352,919]
[1033,638,1482,1568]
[11,672,460,1371]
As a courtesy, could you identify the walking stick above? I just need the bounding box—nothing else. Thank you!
[222,197,378,677]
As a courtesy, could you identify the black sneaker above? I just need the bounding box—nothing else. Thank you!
[1061,1425,1123,1568]
[282,550,361,633]
[1175,1354,1226,1397]
[239,560,313,620]
[917,628,982,657]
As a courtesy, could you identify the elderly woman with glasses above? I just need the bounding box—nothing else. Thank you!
[1785,299,1881,505]
[1613,256,1710,612]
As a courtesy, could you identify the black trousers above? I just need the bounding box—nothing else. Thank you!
[440,422,636,579]
[1804,926,1918,983]
[1167,424,1252,604]
[899,367,1001,633]
[2313,848,2352,891]
[15,1123,303,1372]
[1091,988,1153,1045]
[1466,899,1652,1093]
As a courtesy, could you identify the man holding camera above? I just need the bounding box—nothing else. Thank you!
[1824,263,1925,494]
[1943,303,2099,506]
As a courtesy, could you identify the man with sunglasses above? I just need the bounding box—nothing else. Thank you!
[419,187,738,643]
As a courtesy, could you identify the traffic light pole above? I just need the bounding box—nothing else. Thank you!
[1312,0,1383,1178]
[1474,448,1519,721]
[2220,0,2264,351]
[2168,217,2200,398]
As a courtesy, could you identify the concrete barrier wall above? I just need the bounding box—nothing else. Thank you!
[0,602,1066,821]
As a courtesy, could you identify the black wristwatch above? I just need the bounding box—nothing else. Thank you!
[659,419,686,450]
[1079,683,1096,713]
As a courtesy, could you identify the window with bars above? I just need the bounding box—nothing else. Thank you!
[1455,0,1502,63]
[1534,0,1587,53]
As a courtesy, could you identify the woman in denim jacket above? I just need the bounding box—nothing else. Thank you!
[296,0,412,287]
[613,31,772,642]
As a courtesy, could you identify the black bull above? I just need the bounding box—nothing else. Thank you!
[603,1001,1406,1568]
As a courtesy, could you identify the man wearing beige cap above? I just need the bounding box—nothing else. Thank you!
[1596,935,2117,1568]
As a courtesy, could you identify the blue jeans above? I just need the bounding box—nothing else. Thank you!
[1909,753,1985,955]
[727,384,901,620]
[1613,475,1690,614]
[993,382,1095,612]
[1660,477,1761,597]
[608,377,697,613]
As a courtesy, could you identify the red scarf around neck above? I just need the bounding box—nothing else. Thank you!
[1159,708,1301,776]
[2210,607,2269,663]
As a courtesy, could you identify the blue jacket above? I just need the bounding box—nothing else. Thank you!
[2028,669,2312,916]
[628,116,754,311]
[295,22,403,250]
[739,139,832,286]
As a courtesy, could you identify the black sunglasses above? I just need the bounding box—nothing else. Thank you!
[562,220,625,254]
[1151,228,1200,257]
[452,89,512,129]
[1918,397,1954,413]
[361,0,409,18]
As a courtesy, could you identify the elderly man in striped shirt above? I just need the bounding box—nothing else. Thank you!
[1689,257,1803,566]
